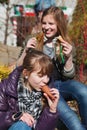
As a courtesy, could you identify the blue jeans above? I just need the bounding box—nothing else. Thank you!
[54,79,87,130]
[9,121,32,130]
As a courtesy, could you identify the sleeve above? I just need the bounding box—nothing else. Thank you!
[35,107,58,130]
[0,67,22,129]
[53,57,75,80]
[18,33,36,58]
[62,45,76,79]
[62,63,75,78]
[0,84,15,129]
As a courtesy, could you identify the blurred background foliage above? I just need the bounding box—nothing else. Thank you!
[69,0,87,83]
[69,0,87,65]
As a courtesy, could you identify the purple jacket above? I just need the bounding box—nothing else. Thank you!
[0,67,58,130]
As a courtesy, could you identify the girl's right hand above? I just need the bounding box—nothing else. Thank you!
[20,112,35,127]
[44,88,59,113]
[26,37,37,48]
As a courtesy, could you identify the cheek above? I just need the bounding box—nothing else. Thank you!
[52,27,57,35]
[42,25,45,30]
[53,25,57,31]
[28,76,41,85]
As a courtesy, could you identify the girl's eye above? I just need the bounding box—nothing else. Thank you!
[42,22,46,25]
[37,73,43,77]
[49,22,54,25]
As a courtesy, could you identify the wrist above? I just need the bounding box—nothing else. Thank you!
[50,109,56,113]
[64,63,74,72]
[49,106,57,113]
[24,46,28,53]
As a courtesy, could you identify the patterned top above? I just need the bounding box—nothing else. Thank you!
[17,77,43,120]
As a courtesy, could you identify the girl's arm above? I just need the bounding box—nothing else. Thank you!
[0,67,22,129]
[35,88,59,130]
[63,54,75,78]
[35,107,58,130]
[60,39,75,78]
[0,83,17,129]
[9,37,37,70]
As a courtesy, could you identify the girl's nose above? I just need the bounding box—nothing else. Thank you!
[45,24,49,29]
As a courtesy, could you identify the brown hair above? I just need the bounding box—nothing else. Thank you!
[41,6,71,42]
[23,48,53,77]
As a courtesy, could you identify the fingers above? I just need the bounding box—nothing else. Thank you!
[44,88,59,100]
[50,88,59,98]
[48,88,59,113]
[44,93,51,101]
[26,37,37,48]
[20,113,35,127]
[60,42,72,57]
[44,88,59,104]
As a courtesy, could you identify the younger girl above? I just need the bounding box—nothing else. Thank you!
[0,48,59,130]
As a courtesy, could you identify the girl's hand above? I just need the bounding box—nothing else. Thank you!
[44,88,59,113]
[60,40,74,71]
[26,37,37,48]
[20,113,35,127]
[60,41,72,58]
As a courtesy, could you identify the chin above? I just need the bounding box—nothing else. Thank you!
[46,34,51,37]
[46,35,53,39]
[38,89,41,91]
[35,88,41,91]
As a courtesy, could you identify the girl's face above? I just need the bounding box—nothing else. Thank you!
[27,69,50,91]
[42,14,57,38]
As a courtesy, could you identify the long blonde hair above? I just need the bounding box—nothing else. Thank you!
[25,7,72,52]
[42,6,71,42]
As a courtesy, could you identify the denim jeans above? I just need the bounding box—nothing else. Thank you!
[54,79,87,130]
[9,121,32,130]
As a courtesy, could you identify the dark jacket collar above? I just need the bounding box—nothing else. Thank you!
[5,66,23,98]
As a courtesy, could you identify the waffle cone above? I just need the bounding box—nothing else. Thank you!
[57,35,65,43]
[41,85,55,100]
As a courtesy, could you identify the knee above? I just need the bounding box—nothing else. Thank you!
[54,81,60,89]
[77,86,87,103]
[78,86,87,97]
[72,81,87,98]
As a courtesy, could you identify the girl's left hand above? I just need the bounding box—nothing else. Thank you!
[44,88,59,113]
[20,112,35,127]
[61,41,72,58]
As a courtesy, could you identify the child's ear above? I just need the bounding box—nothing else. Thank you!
[22,69,29,77]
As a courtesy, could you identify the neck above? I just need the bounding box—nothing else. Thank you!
[24,82,33,92]
[44,36,56,47]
